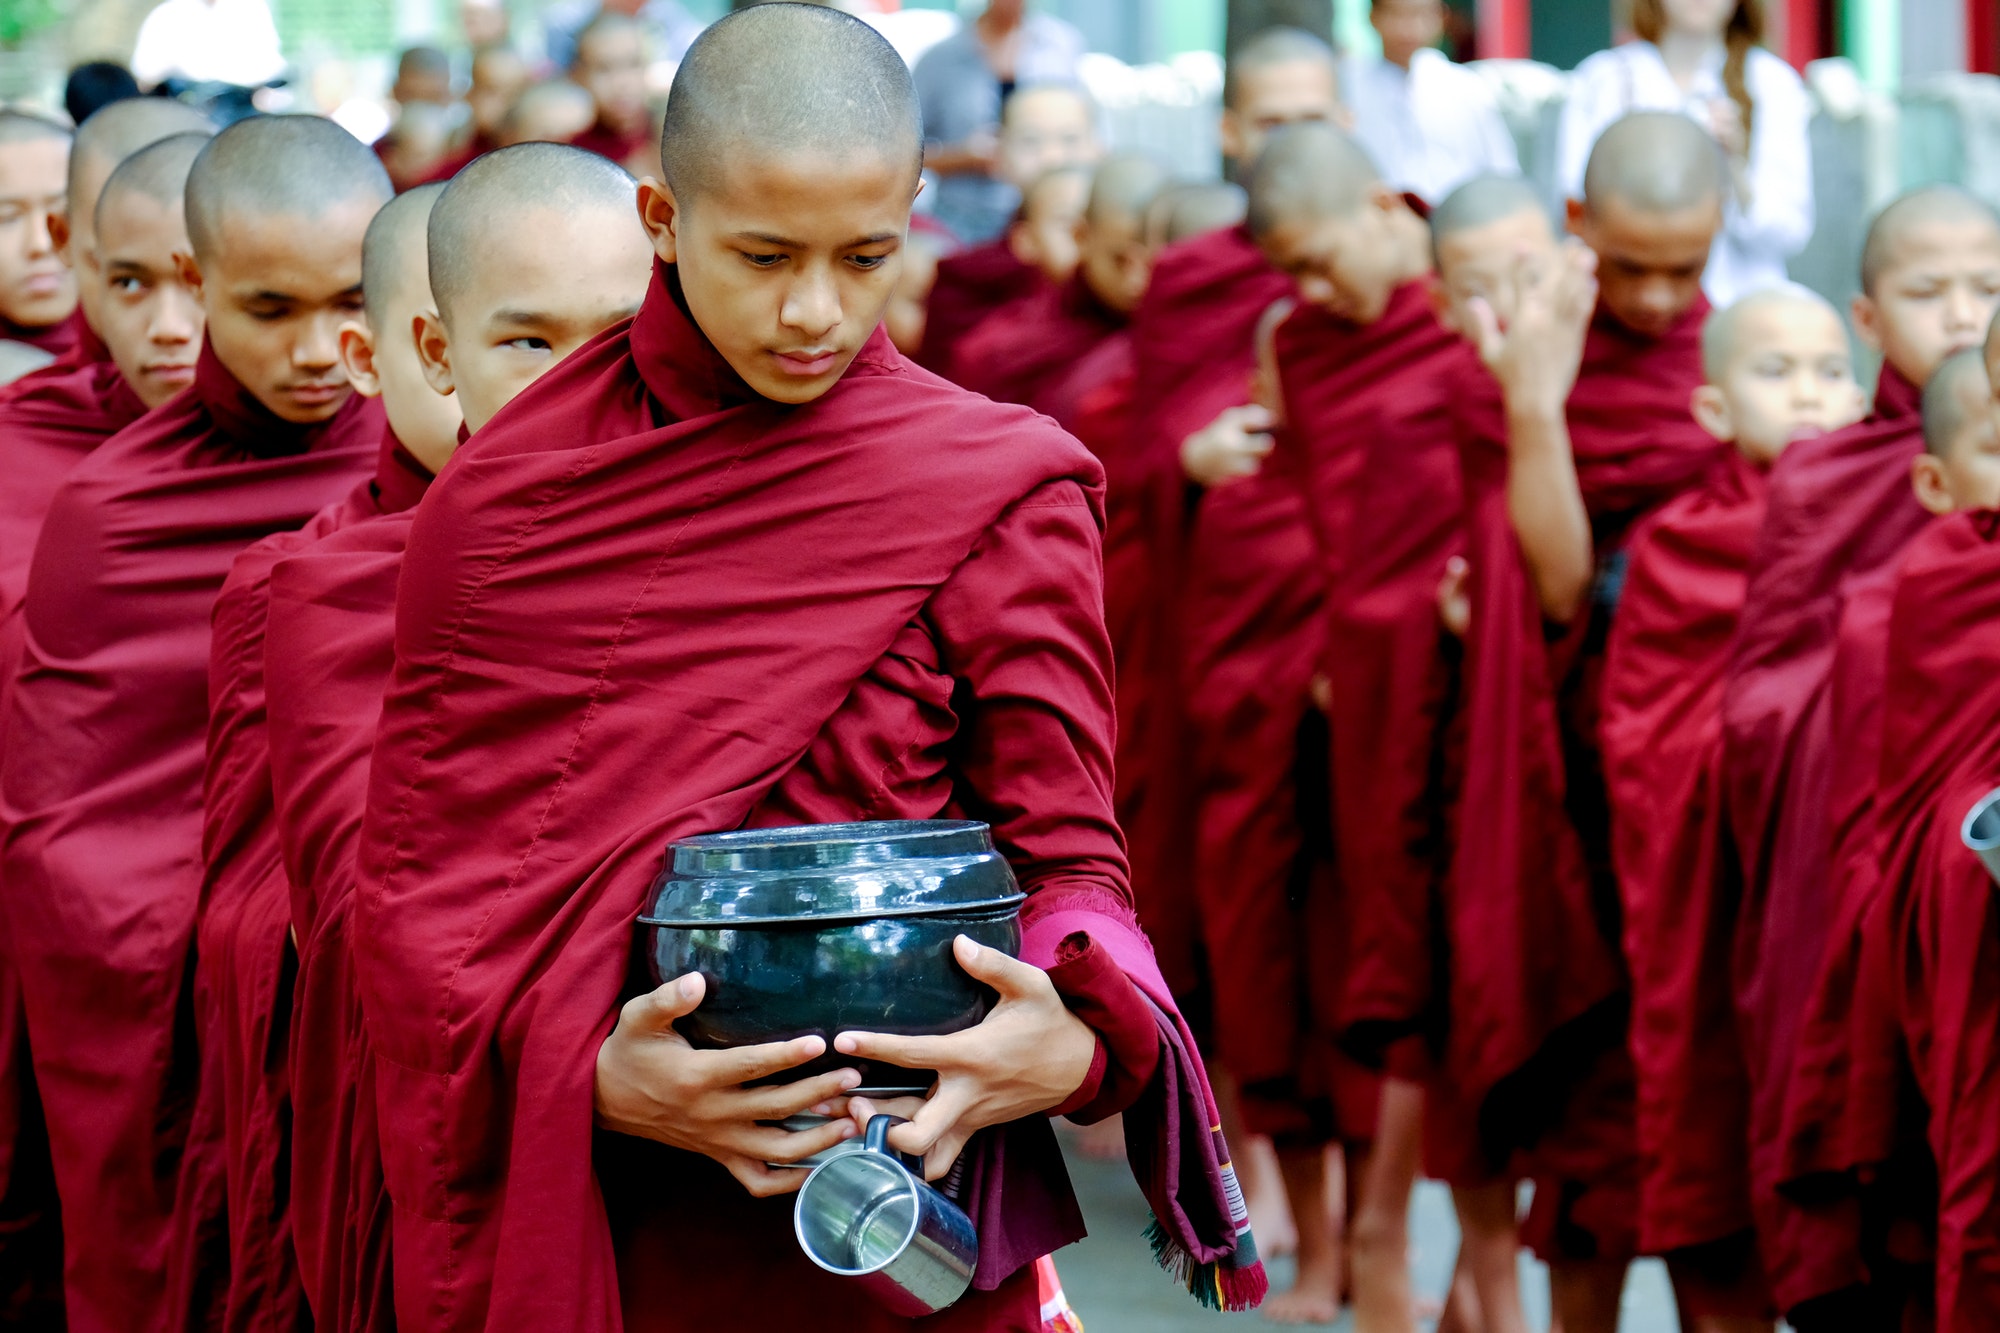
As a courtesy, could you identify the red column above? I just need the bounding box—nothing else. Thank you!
[1782,0,1822,69]
[1972,0,1998,74]
[1477,0,1529,59]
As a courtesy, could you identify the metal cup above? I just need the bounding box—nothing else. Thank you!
[1963,786,2000,888]
[793,1114,978,1316]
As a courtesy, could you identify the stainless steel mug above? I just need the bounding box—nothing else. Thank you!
[1963,786,2000,888]
[793,1114,978,1315]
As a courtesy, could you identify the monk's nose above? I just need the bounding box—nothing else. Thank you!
[295,314,341,369]
[1942,282,1986,333]
[152,286,199,345]
[24,208,54,258]
[780,272,841,339]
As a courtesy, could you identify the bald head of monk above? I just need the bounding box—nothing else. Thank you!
[0,110,77,337]
[179,115,392,424]
[1569,111,1724,339]
[997,84,1102,193]
[1852,186,2000,391]
[1913,346,2000,514]
[93,133,207,408]
[1008,165,1090,287]
[1248,120,1430,325]
[421,142,653,433]
[1220,26,1342,169]
[1430,173,1562,345]
[1144,180,1247,250]
[335,184,462,471]
[573,11,651,138]
[1692,285,1863,467]
[498,80,597,148]
[1075,153,1167,315]
[645,3,921,405]
[468,46,531,144]
[55,98,213,338]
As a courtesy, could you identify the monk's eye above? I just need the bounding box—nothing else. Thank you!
[742,252,784,269]
[502,337,551,352]
[848,254,890,271]
[110,276,145,296]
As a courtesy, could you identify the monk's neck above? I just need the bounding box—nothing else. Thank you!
[1385,209,1434,290]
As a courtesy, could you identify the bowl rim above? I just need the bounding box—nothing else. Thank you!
[637,891,1026,930]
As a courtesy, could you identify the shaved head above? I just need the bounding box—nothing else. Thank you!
[1700,282,1842,381]
[1582,111,1725,216]
[499,80,596,147]
[1147,180,1247,246]
[1861,185,2000,296]
[95,131,208,237]
[1086,153,1168,231]
[0,110,68,148]
[1246,121,1380,239]
[363,181,444,329]
[659,3,920,204]
[69,99,214,217]
[1430,173,1547,256]
[1922,347,1990,457]
[428,141,637,325]
[1224,26,1338,110]
[185,115,392,263]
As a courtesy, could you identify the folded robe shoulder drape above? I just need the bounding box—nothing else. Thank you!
[0,343,378,1333]
[917,237,1044,377]
[950,275,1123,410]
[352,263,1250,1333]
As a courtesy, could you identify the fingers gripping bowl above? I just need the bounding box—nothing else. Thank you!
[637,820,1025,1095]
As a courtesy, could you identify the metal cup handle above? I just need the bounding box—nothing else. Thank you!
[863,1113,925,1174]
[1963,786,2000,888]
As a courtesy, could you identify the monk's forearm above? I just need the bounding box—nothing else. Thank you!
[1504,401,1593,625]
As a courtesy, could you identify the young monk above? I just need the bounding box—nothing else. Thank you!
[1145,179,1249,250]
[570,13,656,174]
[417,44,534,186]
[0,112,78,362]
[497,79,598,150]
[1720,184,2000,1328]
[917,83,1102,373]
[350,9,1259,1330]
[0,114,389,1333]
[1440,112,1727,1333]
[1600,284,1863,1333]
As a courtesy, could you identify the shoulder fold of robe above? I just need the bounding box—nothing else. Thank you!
[915,236,1044,375]
[949,273,1123,408]
[0,311,79,359]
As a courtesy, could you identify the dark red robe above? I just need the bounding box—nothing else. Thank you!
[949,275,1122,409]
[0,312,78,360]
[1600,452,1766,1276]
[351,264,1250,1333]
[915,236,1043,376]
[0,307,107,397]
[1721,365,1928,1313]
[1451,298,1719,1262]
[569,118,652,169]
[0,343,378,1333]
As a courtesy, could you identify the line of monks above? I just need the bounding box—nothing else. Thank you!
[1,7,1999,1333]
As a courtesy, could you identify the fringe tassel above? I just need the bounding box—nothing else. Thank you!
[1143,1215,1269,1312]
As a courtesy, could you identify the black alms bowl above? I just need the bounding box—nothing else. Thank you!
[637,820,1025,1094]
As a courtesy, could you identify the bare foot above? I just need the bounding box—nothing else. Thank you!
[1262,1258,1343,1325]
[1242,1135,1298,1258]
[1069,1114,1126,1160]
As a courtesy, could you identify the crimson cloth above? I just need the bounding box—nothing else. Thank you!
[1866,512,2000,1329]
[949,274,1122,408]
[569,118,652,169]
[0,352,149,1323]
[0,308,107,398]
[0,342,378,1333]
[0,313,78,359]
[350,263,1237,1333]
[1600,453,1768,1279]
[915,236,1043,376]
[1720,365,1928,1312]
[1450,298,1719,1259]
[414,131,498,187]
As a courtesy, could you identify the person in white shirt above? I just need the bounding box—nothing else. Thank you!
[1343,0,1519,204]
[130,0,286,89]
[1556,0,1813,307]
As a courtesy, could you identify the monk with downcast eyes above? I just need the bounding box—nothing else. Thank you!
[0,111,78,367]
[0,113,388,1333]
[348,8,1257,1331]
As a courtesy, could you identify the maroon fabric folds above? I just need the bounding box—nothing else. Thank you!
[0,342,379,1333]
[950,275,1122,409]
[349,263,1222,1333]
[0,314,78,360]
[1600,453,1766,1259]
[1721,366,1928,1312]
[0,308,107,399]
[917,237,1043,376]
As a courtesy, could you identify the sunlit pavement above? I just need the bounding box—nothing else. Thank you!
[1053,1133,1679,1332]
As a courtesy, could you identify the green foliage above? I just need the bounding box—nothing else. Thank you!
[0,0,63,48]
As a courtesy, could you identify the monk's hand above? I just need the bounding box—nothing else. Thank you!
[1466,240,1598,423]
[830,936,1096,1181]
[593,972,864,1198]
[1180,404,1275,487]
[1436,555,1472,638]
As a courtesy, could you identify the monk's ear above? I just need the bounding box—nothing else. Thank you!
[1911,452,1957,516]
[1564,197,1587,241]
[338,320,383,399]
[173,250,204,302]
[635,177,679,265]
[47,210,71,262]
[1851,292,1884,354]
[1690,384,1734,443]
[414,310,456,398]
[1005,219,1037,269]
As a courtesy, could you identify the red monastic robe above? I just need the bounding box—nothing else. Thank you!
[1721,365,1928,1312]
[351,266,1243,1333]
[569,119,652,171]
[1600,452,1766,1266]
[0,312,78,360]
[0,308,107,398]
[0,344,378,1333]
[1451,298,1719,1261]
[949,275,1122,409]
[916,237,1043,376]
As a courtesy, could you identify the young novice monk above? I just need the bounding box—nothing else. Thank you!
[350,10,1257,1331]
[569,13,655,174]
[1721,185,2000,1327]
[0,112,79,365]
[0,114,389,1333]
[1601,284,1863,1333]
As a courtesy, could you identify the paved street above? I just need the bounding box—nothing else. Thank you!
[1053,1131,1679,1333]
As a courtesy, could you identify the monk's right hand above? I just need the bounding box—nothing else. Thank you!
[1465,240,1598,422]
[1180,404,1276,487]
[593,972,863,1197]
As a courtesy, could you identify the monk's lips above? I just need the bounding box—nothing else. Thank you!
[637,819,1025,1095]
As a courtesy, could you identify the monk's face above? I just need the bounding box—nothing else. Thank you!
[346,251,462,471]
[1569,193,1719,340]
[469,50,529,139]
[1009,175,1087,286]
[425,203,653,432]
[179,198,375,423]
[1221,60,1341,167]
[95,187,203,409]
[1914,389,2000,515]
[1434,207,1559,342]
[1852,218,2000,389]
[1372,0,1445,68]
[1078,210,1151,315]
[1262,190,1410,325]
[642,149,912,405]
[0,137,77,333]
[998,91,1100,191]
[576,28,650,132]
[1986,319,2000,441]
[1693,300,1862,467]
[884,240,942,357]
[54,150,116,339]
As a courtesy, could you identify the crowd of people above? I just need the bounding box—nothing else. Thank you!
[0,1,1997,1332]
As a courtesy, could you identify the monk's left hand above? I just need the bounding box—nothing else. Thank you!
[829,935,1096,1180]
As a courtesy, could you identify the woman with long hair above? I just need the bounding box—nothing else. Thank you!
[1556,0,1813,306]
